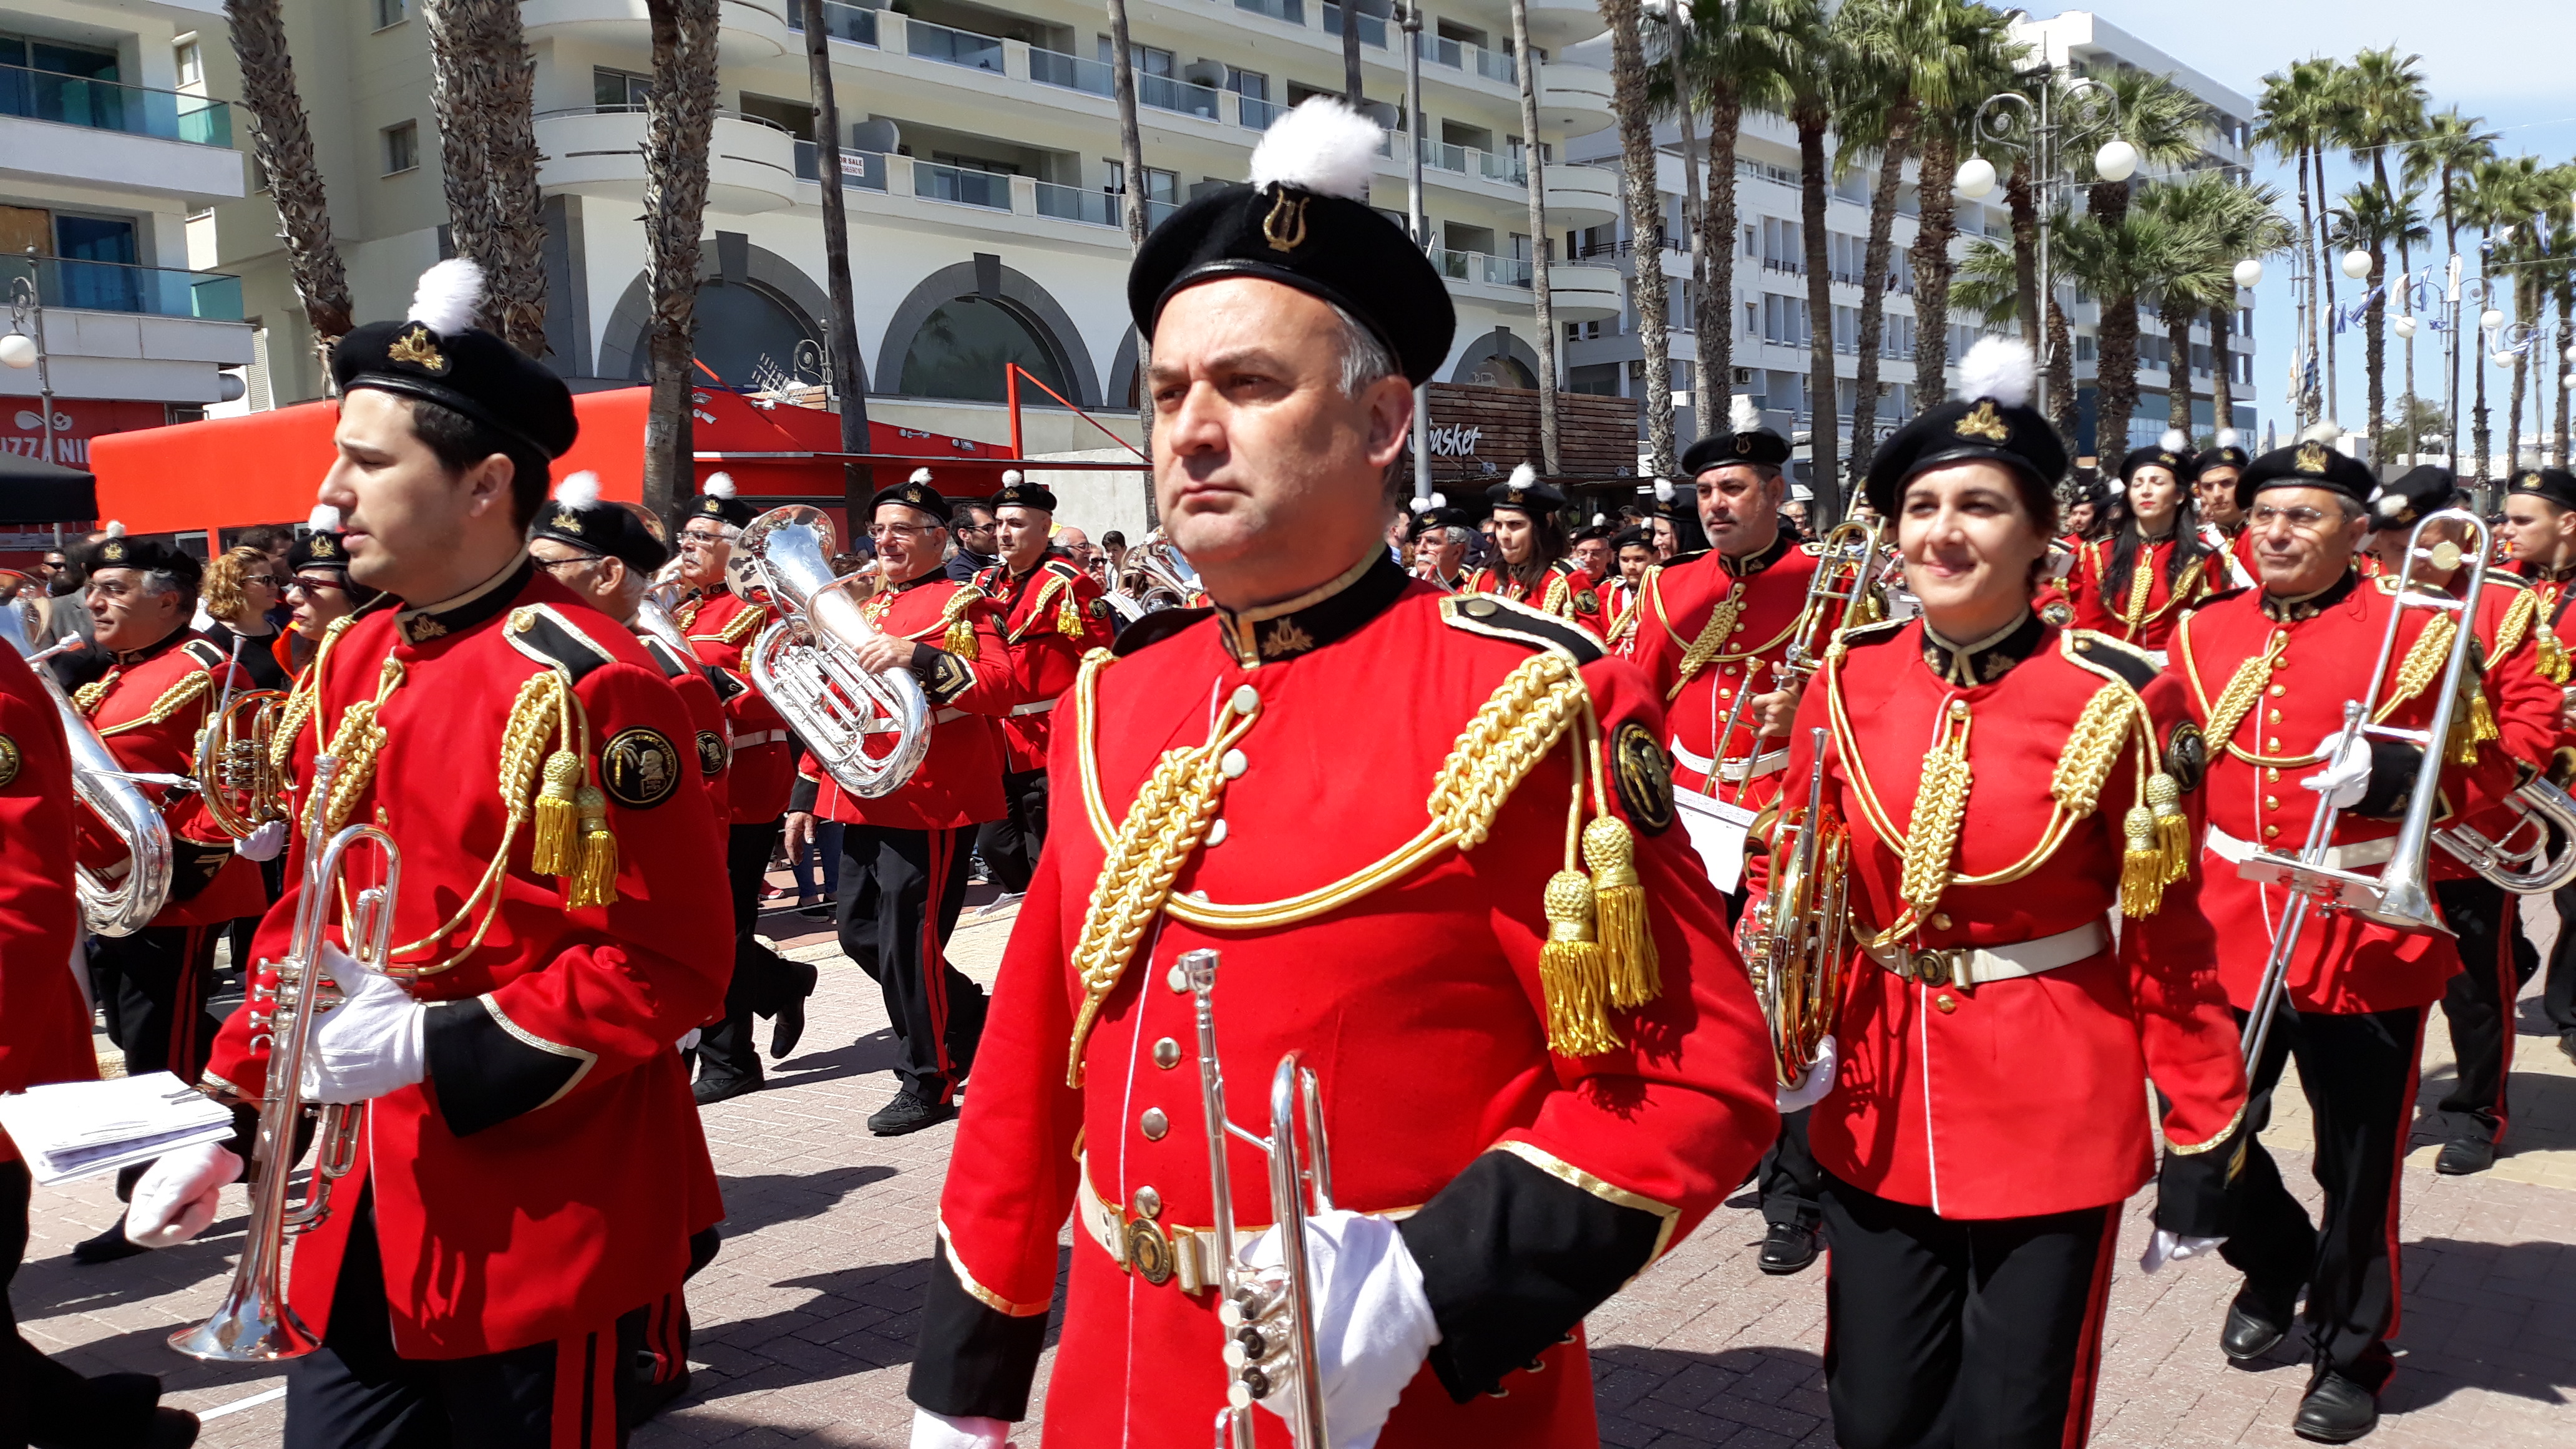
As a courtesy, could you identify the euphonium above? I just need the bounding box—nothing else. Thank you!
[171,751,396,1362]
[1745,728,1849,1085]
[1113,530,1199,618]
[738,505,930,798]
[0,586,172,935]
[2431,776,2576,894]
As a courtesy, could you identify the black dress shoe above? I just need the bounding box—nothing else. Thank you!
[867,1091,959,1137]
[770,960,819,1061]
[2222,1285,2294,1361]
[2292,1369,2379,1442]
[691,1073,762,1106]
[1757,1221,1820,1276]
[2559,1031,2576,1067]
[2436,1135,2496,1176]
[71,1216,147,1266]
[148,1407,202,1449]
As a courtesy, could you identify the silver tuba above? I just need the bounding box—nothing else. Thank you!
[738,505,930,798]
[1107,529,1199,623]
[0,582,172,935]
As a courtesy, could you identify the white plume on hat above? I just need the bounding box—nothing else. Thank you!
[1729,394,1764,432]
[306,505,340,533]
[1652,477,1674,503]
[1508,462,1538,489]
[1001,469,1023,485]
[2373,487,2407,519]
[1247,97,1382,202]
[703,473,737,499]
[2214,428,2241,449]
[909,467,934,485]
[554,471,602,509]
[2159,428,2190,453]
[1410,494,1430,512]
[1591,512,1607,526]
[1958,335,2036,408]
[406,258,485,336]
[103,520,125,539]
[1428,491,1446,508]
[2298,421,2343,445]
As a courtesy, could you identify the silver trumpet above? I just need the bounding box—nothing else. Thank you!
[738,505,930,798]
[1183,949,1332,1449]
[0,583,172,935]
[172,751,398,1362]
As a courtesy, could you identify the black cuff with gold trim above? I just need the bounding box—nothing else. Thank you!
[788,776,821,814]
[1397,1150,1663,1402]
[907,1237,1049,1422]
[915,646,974,705]
[423,998,585,1137]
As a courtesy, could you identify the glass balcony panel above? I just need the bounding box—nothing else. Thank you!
[1138,71,1224,119]
[907,19,1004,74]
[792,140,891,189]
[1320,5,1388,48]
[1475,47,1517,83]
[0,62,231,145]
[1239,94,1285,130]
[1234,0,1304,21]
[0,253,245,320]
[1033,180,1119,225]
[783,0,878,45]
[913,160,1012,210]
[1028,47,1116,97]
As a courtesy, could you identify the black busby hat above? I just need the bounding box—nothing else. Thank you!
[80,524,200,590]
[2119,431,2195,483]
[1681,396,1793,476]
[2187,429,2250,480]
[1865,336,2067,516]
[1487,464,1566,517]
[532,473,668,572]
[2368,466,2461,533]
[287,505,353,575]
[2236,427,2379,509]
[2507,466,2576,511]
[330,260,577,461]
[1129,99,1454,386]
[681,473,757,530]
[989,469,1057,514]
[874,467,954,525]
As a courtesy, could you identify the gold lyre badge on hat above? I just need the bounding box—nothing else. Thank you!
[2296,441,2331,474]
[1734,431,1759,452]
[1262,189,1309,253]
[385,323,449,376]
[553,509,583,532]
[1953,400,2010,443]
[99,541,125,563]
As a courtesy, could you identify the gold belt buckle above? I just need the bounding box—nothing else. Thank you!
[1908,947,1964,988]
[1122,1216,1174,1286]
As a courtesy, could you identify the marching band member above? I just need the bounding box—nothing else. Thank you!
[1770,337,2246,1449]
[2042,431,2216,654]
[2192,431,2259,588]
[970,471,1118,900]
[1602,524,1659,655]
[2497,466,2576,1070]
[671,474,815,1101]
[1407,506,1473,592]
[2179,436,2524,1442]
[276,512,375,681]
[783,469,1014,1137]
[124,259,733,1446]
[908,99,1776,1449]
[1465,467,1609,638]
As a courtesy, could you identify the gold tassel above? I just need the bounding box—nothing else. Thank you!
[944,615,977,657]
[2147,771,2190,886]
[1583,816,1660,1009]
[2120,803,2167,917]
[2542,623,2572,685]
[531,750,581,876]
[2452,687,2497,766]
[1057,589,1083,638]
[570,786,618,909]
[1539,869,1619,1056]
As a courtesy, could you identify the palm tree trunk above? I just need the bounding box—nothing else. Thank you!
[424,0,500,329]
[2165,303,2193,433]
[2293,142,2318,427]
[2473,306,2492,484]
[2006,159,2040,353]
[2097,293,2138,463]
[1669,19,1704,442]
[2441,170,2461,466]
[2364,248,2386,457]
[1106,0,1157,502]
[1797,108,1838,514]
[2046,293,2075,441]
[642,0,720,515]
[2315,148,2339,423]
[2556,275,2572,467]
[222,0,352,361]
[1344,0,1366,104]
[1603,0,1676,479]
[479,0,547,356]
[2210,298,2236,431]
[1849,105,1915,481]
[1698,89,1742,434]
[801,0,869,511]
[1511,0,1560,473]
[2507,281,2532,474]
[1912,127,1957,409]
[2396,232,2416,455]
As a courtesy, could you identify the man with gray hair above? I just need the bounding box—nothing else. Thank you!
[1407,505,1473,591]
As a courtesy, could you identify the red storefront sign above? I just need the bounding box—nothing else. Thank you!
[0,398,172,467]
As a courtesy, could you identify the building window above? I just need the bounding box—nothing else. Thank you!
[175,39,202,86]
[382,120,419,175]
[1227,68,1267,102]
[1101,160,1176,203]
[374,0,407,29]
[899,295,1072,403]
[595,67,653,111]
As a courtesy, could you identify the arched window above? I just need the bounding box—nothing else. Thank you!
[691,279,819,389]
[899,295,1071,402]
[1465,354,1536,389]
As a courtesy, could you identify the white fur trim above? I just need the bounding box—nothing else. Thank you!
[406,258,484,336]
[1652,477,1674,503]
[1246,97,1382,202]
[2159,428,2190,453]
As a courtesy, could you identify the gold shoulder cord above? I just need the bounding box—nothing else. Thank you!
[2195,602,2467,768]
[2496,585,2572,683]
[269,613,359,776]
[715,601,767,646]
[90,670,212,738]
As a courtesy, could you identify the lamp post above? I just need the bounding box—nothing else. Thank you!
[1950,66,2127,426]
[2,245,53,472]
[1402,0,1432,507]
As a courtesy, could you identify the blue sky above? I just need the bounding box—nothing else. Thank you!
[2049,1,2576,441]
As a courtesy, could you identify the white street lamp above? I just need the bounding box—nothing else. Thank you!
[2482,308,2506,330]
[1953,155,1998,200]
[2394,316,2417,339]
[2341,250,2374,280]
[0,332,33,369]
[2233,258,2264,288]
[2092,138,2138,183]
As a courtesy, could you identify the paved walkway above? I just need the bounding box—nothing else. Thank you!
[16,887,2575,1447]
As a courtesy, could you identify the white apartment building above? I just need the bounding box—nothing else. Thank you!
[197,0,1624,455]
[0,0,252,471]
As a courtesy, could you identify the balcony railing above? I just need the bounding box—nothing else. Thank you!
[1432,250,1533,288]
[1320,4,1388,48]
[1420,138,1524,185]
[1235,0,1304,21]
[908,17,1003,72]
[544,104,790,132]
[1139,71,1225,119]
[789,146,1184,229]
[791,142,892,189]
[783,0,879,46]
[0,62,232,146]
[1028,46,1113,97]
[913,159,1012,210]
[1240,94,1286,130]
[0,253,243,320]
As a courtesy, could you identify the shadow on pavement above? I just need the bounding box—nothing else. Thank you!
[765,1028,904,1088]
[1588,1343,1830,1445]
[715,1164,900,1239]
[11,1214,252,1319]
[2378,1237,2576,1413]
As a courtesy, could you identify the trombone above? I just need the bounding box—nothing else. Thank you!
[1780,520,1883,681]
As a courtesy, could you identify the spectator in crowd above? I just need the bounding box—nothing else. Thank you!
[947,502,998,582]
[198,546,291,691]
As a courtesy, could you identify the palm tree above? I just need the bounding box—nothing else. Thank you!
[222,0,353,360]
[1106,0,1157,482]
[2331,180,2428,459]
[1601,0,1679,479]
[1906,1,2021,410]
[422,0,546,353]
[1647,1,1705,440]
[2079,69,2204,465]
[1342,0,1366,104]
[641,0,720,514]
[1511,0,1562,472]
[2203,180,2291,432]
[1664,0,1795,432]
[2334,46,2427,442]
[1954,221,2074,437]
[2458,155,2540,481]
[2134,173,2235,434]
[2403,107,2497,464]
[800,0,869,509]
[2255,57,2338,427]
[1772,0,1844,513]
[2058,207,2185,458]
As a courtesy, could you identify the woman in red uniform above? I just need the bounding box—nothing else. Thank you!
[1763,340,2248,1449]
[2046,431,2218,657]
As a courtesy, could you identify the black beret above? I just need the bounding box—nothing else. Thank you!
[2236,437,2378,508]
[533,476,669,572]
[1487,470,1565,517]
[82,532,199,590]
[1611,525,1652,552]
[990,473,1057,513]
[1128,100,1453,385]
[2187,436,2250,480]
[1681,426,1792,476]
[330,261,576,461]
[2368,466,2461,532]
[875,470,954,525]
[1865,393,2066,517]
[286,529,351,575]
[2118,444,2192,482]
[1408,506,1470,540]
[2507,466,2576,511]
[681,476,757,530]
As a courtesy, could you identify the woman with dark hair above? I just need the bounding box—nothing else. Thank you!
[2047,432,2217,658]
[1462,465,1609,635]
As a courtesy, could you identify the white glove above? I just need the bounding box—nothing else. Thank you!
[125,1141,242,1249]
[2140,1229,2226,1274]
[300,942,428,1105]
[2299,731,2372,811]
[909,1409,1010,1449]
[237,819,289,862]
[676,1028,703,1053]
[1775,1035,1838,1113]
[1236,1209,1441,1449]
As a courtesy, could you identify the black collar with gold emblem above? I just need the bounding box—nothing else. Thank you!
[109,622,194,670]
[1920,610,2045,686]
[1214,550,1407,667]
[1717,531,1793,580]
[396,554,536,645]
[2261,565,2360,623]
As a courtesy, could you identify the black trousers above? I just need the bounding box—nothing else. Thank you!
[834,825,986,1101]
[285,1193,622,1449]
[2546,882,2576,1043]
[1759,1108,1822,1231]
[87,922,221,1083]
[1819,1173,2118,1449]
[1,1162,165,1449]
[972,768,1050,895]
[696,821,793,1087]
[2219,1002,2424,1392]
[2435,877,2538,1142]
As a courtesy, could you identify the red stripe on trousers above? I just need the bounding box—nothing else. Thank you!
[545,1330,615,1449]
[170,926,207,1080]
[922,829,954,1098]
[2058,1209,2122,1449]
[2382,1009,2428,1349]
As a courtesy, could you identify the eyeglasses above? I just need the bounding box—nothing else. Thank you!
[2250,504,2337,533]
[534,554,602,573]
[678,529,729,547]
[286,577,346,597]
[868,524,937,540]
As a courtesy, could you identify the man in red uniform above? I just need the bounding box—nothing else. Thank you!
[783,469,1014,1136]
[1407,506,1473,592]
[968,472,1116,901]
[2497,466,2576,1068]
[123,260,733,1447]
[2175,438,2526,1442]
[1463,466,1609,637]
[2192,432,2260,589]
[907,98,1777,1449]
[671,474,816,1100]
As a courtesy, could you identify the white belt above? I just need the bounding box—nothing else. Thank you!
[728,729,788,749]
[1669,736,1789,782]
[859,706,968,734]
[1865,918,2111,989]
[1009,698,1058,718]
[2205,822,2394,872]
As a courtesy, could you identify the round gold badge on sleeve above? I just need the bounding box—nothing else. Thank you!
[601,727,683,809]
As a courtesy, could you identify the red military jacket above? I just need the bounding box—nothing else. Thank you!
[971,555,1117,771]
[798,570,1015,831]
[2501,559,2576,699]
[74,628,264,927]
[912,554,1778,1445]
[638,628,733,826]
[1766,618,2246,1224]
[0,643,100,1165]
[1464,557,1609,640]
[2044,533,2220,653]
[1626,536,1833,810]
[2200,522,2260,590]
[202,559,731,1359]
[678,587,791,822]
[2174,568,2521,1015]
